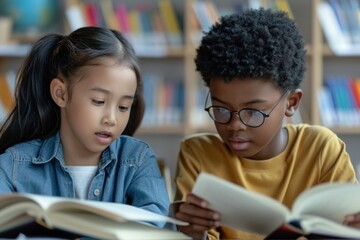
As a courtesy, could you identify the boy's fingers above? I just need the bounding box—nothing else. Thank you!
[179,202,220,219]
[344,212,360,228]
[186,193,209,208]
[176,213,220,231]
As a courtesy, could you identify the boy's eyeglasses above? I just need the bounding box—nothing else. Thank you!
[204,90,289,128]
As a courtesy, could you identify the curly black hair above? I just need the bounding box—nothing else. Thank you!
[195,8,306,90]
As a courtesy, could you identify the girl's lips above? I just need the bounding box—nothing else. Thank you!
[95,132,112,144]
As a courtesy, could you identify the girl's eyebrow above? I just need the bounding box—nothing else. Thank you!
[90,87,134,100]
[211,96,267,105]
[90,87,110,94]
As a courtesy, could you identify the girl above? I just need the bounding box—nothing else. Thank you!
[0,27,169,225]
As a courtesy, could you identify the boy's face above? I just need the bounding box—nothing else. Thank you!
[209,77,290,160]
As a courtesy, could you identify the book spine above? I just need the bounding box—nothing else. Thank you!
[114,3,130,34]
[191,1,213,32]
[317,0,355,55]
[317,86,337,127]
[275,0,294,19]
[158,0,182,47]
[65,0,88,31]
[99,0,119,30]
[325,77,360,127]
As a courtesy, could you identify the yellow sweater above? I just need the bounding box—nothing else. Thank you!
[174,124,357,240]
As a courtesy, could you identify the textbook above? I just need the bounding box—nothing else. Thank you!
[0,193,190,240]
[192,172,360,239]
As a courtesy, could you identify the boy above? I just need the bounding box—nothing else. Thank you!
[173,8,357,240]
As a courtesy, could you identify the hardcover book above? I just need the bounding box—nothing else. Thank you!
[0,193,190,239]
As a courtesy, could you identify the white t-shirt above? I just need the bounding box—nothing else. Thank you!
[66,166,98,199]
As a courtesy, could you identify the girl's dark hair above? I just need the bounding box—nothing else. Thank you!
[122,91,145,136]
[0,26,142,153]
[195,8,306,90]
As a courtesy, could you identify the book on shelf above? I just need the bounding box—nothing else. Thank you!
[345,77,360,125]
[158,0,183,48]
[249,0,293,18]
[339,0,360,45]
[142,74,185,126]
[317,0,360,55]
[192,172,360,239]
[350,78,360,111]
[0,193,190,240]
[0,70,16,123]
[64,0,179,56]
[114,3,131,34]
[325,77,360,127]
[192,1,217,33]
[151,8,169,51]
[138,4,167,55]
[65,0,88,31]
[317,86,338,127]
[83,2,100,27]
[275,0,294,18]
[99,0,120,30]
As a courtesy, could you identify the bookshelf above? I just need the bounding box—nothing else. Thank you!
[310,0,360,133]
[1,0,360,183]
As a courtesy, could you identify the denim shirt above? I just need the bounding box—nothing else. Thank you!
[0,132,170,227]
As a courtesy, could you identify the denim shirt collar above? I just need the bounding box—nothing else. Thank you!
[33,132,118,172]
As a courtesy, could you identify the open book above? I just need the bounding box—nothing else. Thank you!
[192,172,360,239]
[0,193,190,240]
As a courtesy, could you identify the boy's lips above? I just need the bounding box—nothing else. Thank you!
[228,138,250,151]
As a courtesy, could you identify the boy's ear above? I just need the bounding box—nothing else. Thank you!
[285,89,303,117]
[50,78,67,108]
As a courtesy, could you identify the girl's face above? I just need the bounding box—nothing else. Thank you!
[209,78,290,160]
[57,58,137,165]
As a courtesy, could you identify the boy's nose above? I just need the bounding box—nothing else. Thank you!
[227,113,246,131]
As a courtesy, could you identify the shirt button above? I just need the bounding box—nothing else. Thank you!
[93,189,100,196]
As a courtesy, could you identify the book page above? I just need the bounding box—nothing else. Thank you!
[0,194,48,231]
[192,173,290,236]
[51,212,191,240]
[0,193,189,239]
[6,193,186,226]
[298,215,360,238]
[291,182,360,223]
[0,203,40,232]
[46,198,187,226]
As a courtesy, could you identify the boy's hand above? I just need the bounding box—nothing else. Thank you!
[344,212,360,228]
[175,193,221,240]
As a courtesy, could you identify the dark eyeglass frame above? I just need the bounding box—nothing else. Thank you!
[204,90,289,128]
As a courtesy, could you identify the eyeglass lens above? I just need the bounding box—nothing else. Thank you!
[208,107,265,126]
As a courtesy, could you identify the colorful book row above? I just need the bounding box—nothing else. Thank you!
[65,0,183,55]
[190,0,294,43]
[318,77,360,127]
[317,0,360,55]
[141,74,185,126]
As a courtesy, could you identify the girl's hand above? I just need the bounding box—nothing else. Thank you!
[343,212,360,228]
[175,193,221,240]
